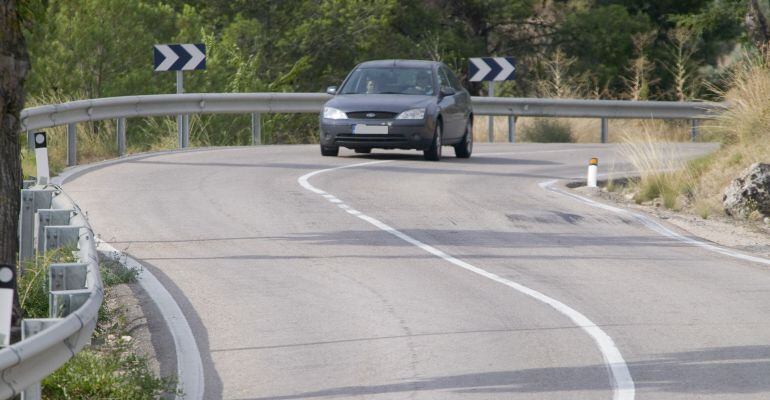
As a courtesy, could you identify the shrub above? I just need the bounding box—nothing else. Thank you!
[522,119,574,143]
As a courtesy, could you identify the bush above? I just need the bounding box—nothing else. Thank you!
[522,119,574,142]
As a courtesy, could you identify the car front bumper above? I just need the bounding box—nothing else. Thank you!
[320,118,435,150]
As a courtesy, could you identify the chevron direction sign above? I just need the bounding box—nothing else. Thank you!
[468,57,516,82]
[153,43,206,71]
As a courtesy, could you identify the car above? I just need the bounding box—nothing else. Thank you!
[319,60,473,161]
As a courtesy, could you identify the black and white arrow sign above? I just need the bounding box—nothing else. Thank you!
[153,43,206,71]
[468,57,516,82]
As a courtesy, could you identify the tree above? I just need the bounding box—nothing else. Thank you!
[746,0,770,49]
[0,0,29,328]
[26,0,176,98]
[557,5,653,94]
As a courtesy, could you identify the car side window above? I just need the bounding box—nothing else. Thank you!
[445,68,464,92]
[438,68,452,90]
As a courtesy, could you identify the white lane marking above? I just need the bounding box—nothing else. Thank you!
[298,161,635,400]
[97,239,205,400]
[541,180,770,267]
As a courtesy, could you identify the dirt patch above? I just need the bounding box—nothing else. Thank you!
[104,283,162,376]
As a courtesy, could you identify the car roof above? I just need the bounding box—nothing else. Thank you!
[357,59,439,69]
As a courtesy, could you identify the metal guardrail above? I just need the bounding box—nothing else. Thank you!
[471,97,725,119]
[20,93,726,166]
[1,185,103,399]
[21,93,330,131]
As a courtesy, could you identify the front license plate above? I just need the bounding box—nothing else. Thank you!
[353,124,388,135]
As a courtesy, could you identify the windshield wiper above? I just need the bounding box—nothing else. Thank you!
[378,91,402,94]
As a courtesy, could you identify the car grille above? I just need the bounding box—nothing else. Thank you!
[334,134,408,145]
[346,111,397,119]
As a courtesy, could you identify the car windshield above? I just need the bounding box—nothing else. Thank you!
[339,67,435,96]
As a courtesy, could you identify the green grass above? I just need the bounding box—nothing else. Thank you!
[100,258,140,286]
[16,248,175,399]
[42,343,177,399]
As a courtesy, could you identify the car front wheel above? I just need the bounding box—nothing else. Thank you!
[423,122,442,161]
[320,145,339,157]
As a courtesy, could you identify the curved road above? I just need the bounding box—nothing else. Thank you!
[63,143,770,400]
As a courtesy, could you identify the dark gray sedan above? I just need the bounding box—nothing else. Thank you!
[319,60,473,161]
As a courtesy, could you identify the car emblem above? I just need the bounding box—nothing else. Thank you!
[366,113,376,118]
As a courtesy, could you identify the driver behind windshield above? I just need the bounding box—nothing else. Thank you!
[414,71,434,95]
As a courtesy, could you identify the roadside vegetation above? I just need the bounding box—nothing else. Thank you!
[17,249,176,399]
[612,50,770,219]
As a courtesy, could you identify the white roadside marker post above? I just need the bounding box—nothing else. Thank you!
[33,132,50,185]
[0,264,15,347]
[587,157,598,188]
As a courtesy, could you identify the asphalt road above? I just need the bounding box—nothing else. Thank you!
[62,143,770,400]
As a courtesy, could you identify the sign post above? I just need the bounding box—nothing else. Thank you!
[33,132,49,185]
[153,43,206,148]
[0,264,15,347]
[469,57,516,142]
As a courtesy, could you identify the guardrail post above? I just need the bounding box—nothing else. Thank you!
[49,263,88,292]
[600,118,608,143]
[251,113,262,145]
[36,210,73,254]
[20,319,59,400]
[67,123,77,167]
[508,116,516,143]
[183,115,190,148]
[19,189,56,268]
[691,119,699,142]
[176,115,183,148]
[116,118,126,156]
[43,226,82,252]
[50,289,90,318]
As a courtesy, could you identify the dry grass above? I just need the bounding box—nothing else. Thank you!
[685,52,770,218]
[617,51,770,218]
[472,115,692,143]
[618,130,699,210]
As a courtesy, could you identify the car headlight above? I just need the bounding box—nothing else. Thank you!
[323,107,347,119]
[396,108,426,120]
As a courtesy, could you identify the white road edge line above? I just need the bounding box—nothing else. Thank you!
[299,160,635,400]
[540,179,770,267]
[96,239,205,400]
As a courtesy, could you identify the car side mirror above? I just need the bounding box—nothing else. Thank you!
[439,87,455,97]
[326,86,337,95]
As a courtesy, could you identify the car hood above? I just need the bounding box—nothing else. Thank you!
[325,94,435,113]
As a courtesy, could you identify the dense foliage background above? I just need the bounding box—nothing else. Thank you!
[22,0,760,143]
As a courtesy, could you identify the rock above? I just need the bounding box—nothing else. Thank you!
[723,163,770,218]
[765,217,770,225]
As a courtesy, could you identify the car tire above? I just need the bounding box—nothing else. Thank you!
[423,122,442,161]
[354,148,372,154]
[320,145,339,157]
[454,121,473,159]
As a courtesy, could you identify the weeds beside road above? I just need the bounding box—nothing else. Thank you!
[18,248,177,399]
